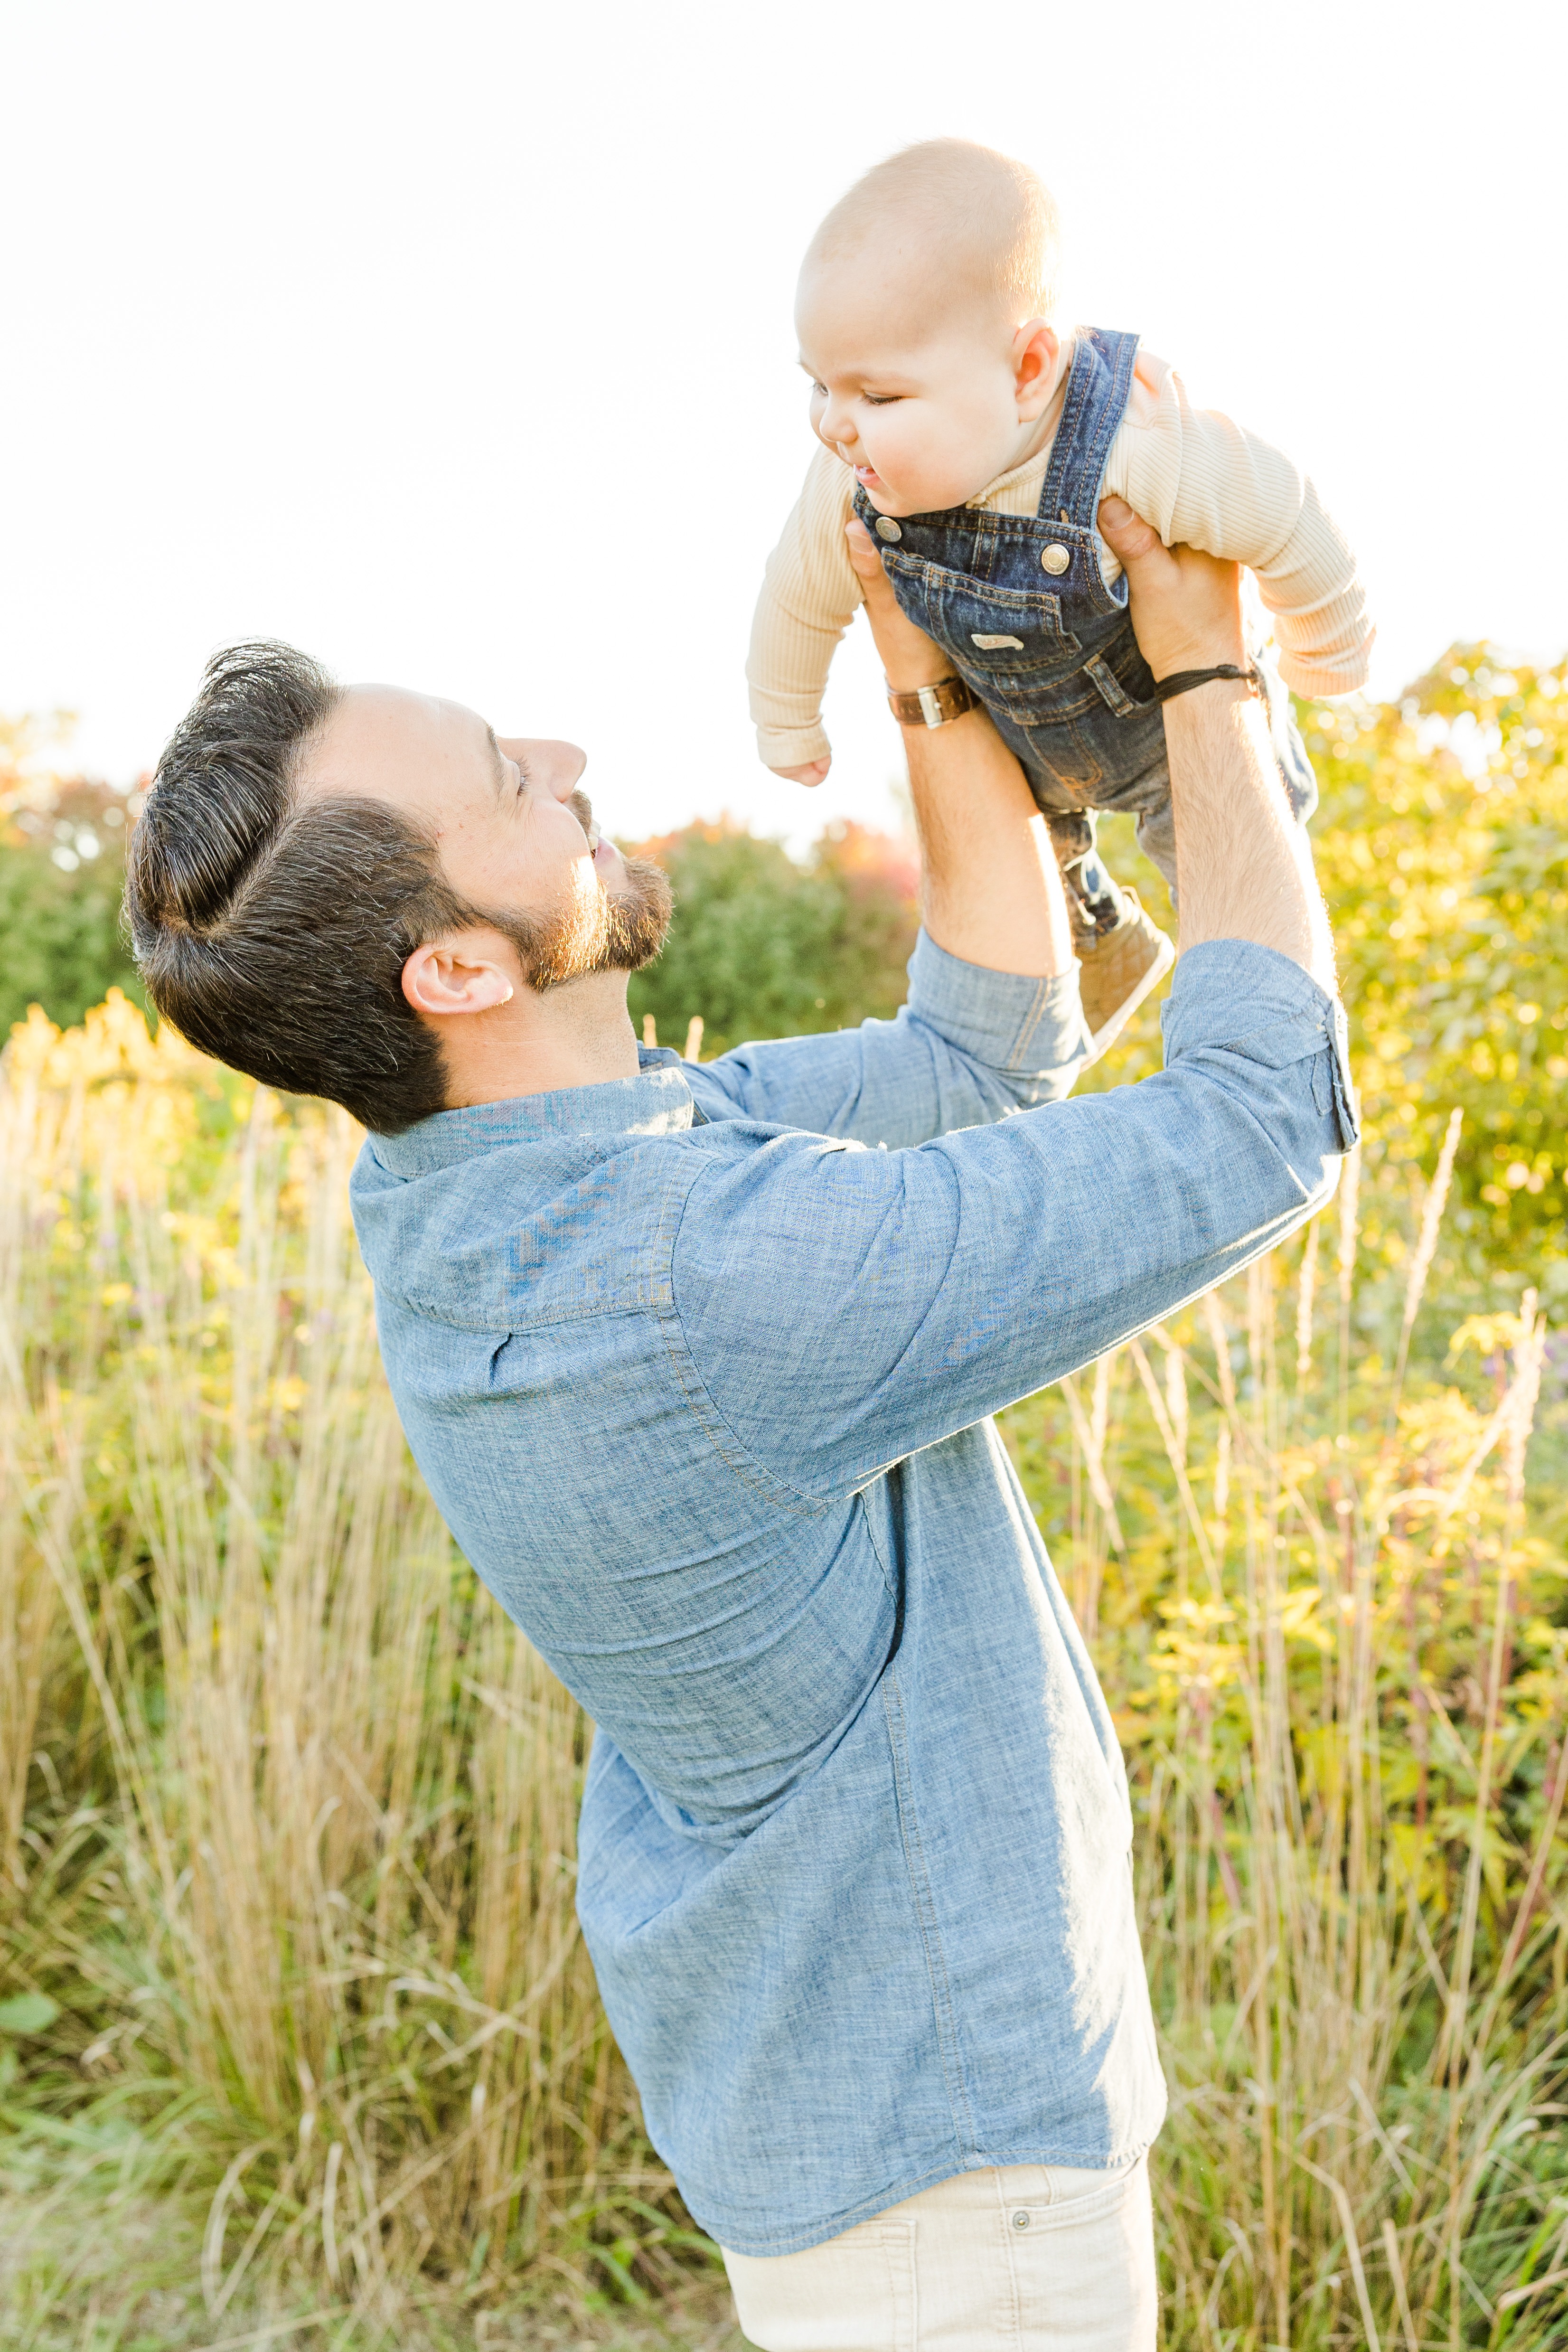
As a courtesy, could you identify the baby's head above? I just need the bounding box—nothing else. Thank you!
[797,140,1062,518]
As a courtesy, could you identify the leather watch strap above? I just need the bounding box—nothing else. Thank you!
[885,677,978,728]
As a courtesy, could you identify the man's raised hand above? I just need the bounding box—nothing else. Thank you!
[1096,496,1246,683]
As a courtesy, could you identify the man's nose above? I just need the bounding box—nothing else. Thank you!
[499,737,587,801]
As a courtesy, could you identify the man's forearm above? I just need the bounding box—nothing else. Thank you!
[1164,683,1337,994]
[1095,498,1338,997]
[903,707,1075,981]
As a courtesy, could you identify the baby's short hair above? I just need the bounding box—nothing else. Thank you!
[807,138,1061,322]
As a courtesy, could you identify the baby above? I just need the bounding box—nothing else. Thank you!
[748,139,1372,1055]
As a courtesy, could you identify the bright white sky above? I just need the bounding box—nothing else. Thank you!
[2,0,1563,850]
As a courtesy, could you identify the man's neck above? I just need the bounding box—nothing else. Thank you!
[438,971,642,1110]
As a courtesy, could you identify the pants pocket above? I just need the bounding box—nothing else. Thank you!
[723,2215,917,2352]
[1005,2154,1157,2351]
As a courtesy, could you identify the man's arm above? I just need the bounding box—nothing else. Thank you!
[701,517,1085,1142]
[1097,495,1338,990]
[673,953,1353,1500]
[687,938,1087,1148]
[670,512,1355,1498]
[849,517,1078,984]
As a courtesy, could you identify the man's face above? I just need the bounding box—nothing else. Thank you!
[303,686,669,987]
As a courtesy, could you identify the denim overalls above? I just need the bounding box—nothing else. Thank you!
[851,326,1316,933]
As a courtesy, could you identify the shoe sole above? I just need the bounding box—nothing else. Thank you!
[1081,924,1175,1069]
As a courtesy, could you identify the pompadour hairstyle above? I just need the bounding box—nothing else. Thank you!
[125,640,480,1134]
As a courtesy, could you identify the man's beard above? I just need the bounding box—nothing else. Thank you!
[485,847,673,996]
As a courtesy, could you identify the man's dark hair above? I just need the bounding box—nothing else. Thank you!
[126,641,485,1133]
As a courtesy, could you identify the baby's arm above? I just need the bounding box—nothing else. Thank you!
[1104,353,1373,697]
[748,447,864,782]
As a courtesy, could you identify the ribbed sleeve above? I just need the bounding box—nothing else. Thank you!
[1102,353,1373,696]
[746,446,862,768]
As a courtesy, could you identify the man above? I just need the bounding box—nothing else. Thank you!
[126,502,1353,2349]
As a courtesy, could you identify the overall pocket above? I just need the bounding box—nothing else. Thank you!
[882,554,1083,719]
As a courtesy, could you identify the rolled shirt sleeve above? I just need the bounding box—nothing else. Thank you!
[689,930,1091,1148]
[673,941,1358,1498]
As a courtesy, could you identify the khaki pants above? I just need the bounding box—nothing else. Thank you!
[722,2156,1156,2352]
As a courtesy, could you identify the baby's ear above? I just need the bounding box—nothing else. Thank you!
[1013,320,1061,416]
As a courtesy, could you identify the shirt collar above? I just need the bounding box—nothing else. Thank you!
[367,1045,696,1178]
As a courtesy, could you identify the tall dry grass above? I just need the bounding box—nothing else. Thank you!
[1,996,1565,2347]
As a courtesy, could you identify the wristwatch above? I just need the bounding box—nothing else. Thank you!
[885,676,977,728]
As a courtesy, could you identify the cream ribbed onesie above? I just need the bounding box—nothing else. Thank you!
[748,340,1372,772]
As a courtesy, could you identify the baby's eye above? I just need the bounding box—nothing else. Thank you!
[862,393,902,407]
[808,382,827,399]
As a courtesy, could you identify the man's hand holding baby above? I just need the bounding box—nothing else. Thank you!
[1095,498,1247,681]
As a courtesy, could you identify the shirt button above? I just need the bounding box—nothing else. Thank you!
[1011,2209,1031,2230]
[1041,543,1070,575]
[875,517,903,542]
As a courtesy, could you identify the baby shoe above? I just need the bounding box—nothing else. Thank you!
[1076,887,1174,1066]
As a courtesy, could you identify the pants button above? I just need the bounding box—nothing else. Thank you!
[1011,2209,1031,2231]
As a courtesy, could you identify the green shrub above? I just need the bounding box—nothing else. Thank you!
[0,771,143,1036]
[624,817,919,1057]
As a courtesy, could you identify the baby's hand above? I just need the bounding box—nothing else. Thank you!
[772,757,832,787]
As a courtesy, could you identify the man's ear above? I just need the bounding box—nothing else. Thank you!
[1012,320,1061,421]
[402,933,518,1019]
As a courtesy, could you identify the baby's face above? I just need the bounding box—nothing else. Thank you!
[796,256,1051,517]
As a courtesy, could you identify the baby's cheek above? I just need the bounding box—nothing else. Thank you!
[868,411,938,497]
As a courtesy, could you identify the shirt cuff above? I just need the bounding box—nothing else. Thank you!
[1277,645,1373,697]
[906,928,1090,1097]
[1161,939,1359,1151]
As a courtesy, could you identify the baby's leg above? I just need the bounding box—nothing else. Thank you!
[1041,806,1173,1059]
[1045,811,1127,940]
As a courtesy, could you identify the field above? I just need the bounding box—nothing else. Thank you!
[2,654,1567,2348]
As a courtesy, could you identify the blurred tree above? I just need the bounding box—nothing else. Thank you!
[624,816,919,1057]
[1078,642,1568,1315]
[1309,645,1568,1295]
[0,716,145,1036]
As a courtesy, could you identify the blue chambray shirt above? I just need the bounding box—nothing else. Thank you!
[350,932,1356,2257]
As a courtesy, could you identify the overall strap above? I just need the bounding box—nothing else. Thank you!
[1037,327,1141,531]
